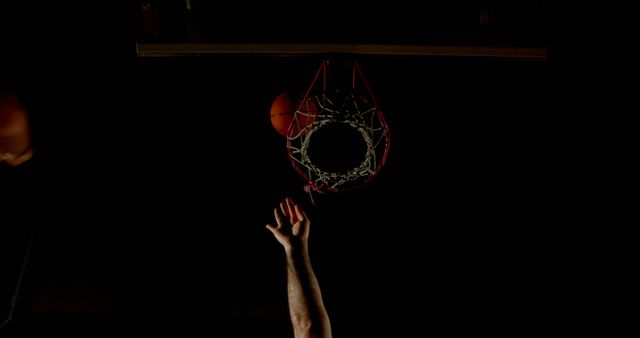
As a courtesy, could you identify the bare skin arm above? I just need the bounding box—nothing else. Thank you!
[266,198,332,338]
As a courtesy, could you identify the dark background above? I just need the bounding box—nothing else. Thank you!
[1,1,555,336]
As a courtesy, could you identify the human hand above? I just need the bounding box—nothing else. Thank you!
[266,197,310,253]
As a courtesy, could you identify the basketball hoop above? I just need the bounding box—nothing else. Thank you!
[287,60,390,193]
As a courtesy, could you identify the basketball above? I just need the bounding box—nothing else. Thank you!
[0,92,32,165]
[0,93,29,136]
[270,92,317,137]
[270,93,295,136]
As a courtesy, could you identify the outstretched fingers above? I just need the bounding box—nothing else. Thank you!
[294,204,306,222]
[285,197,297,223]
[273,207,284,228]
[279,202,289,219]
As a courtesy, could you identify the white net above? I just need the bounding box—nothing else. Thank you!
[287,89,390,193]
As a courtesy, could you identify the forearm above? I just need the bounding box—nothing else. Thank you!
[286,248,332,338]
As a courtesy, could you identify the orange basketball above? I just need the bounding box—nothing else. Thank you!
[0,93,32,165]
[270,93,295,136]
[270,92,318,137]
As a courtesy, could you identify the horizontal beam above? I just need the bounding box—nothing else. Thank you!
[136,43,548,60]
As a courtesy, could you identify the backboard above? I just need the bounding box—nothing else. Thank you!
[136,0,548,59]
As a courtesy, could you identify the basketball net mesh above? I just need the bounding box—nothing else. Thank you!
[287,60,390,193]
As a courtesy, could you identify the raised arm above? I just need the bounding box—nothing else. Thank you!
[266,198,332,338]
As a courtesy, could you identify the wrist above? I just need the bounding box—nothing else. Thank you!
[285,244,309,258]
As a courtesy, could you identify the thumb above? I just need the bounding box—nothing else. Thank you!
[266,224,286,242]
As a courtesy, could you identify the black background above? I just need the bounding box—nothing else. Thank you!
[1,1,555,336]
